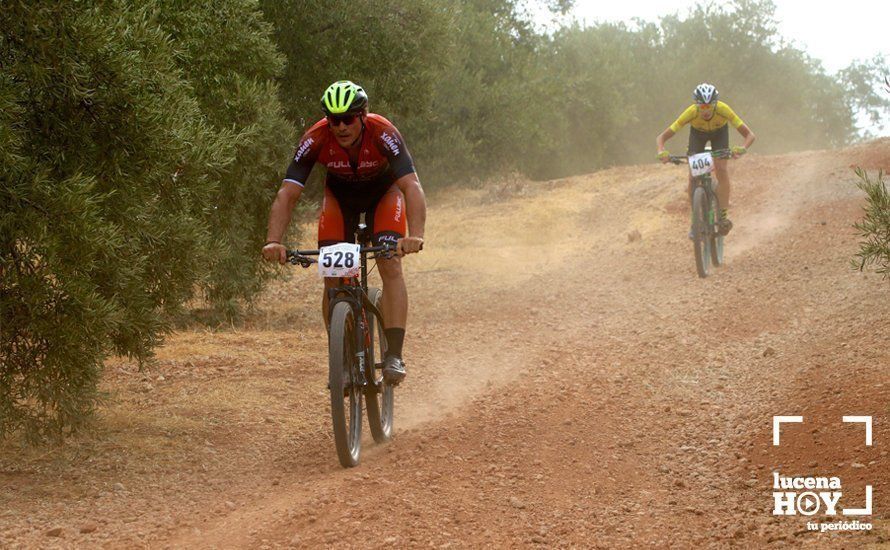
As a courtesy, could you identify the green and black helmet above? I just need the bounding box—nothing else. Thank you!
[321,80,368,115]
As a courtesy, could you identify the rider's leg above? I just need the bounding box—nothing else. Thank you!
[321,277,339,330]
[687,128,706,239]
[377,256,407,354]
[372,185,409,383]
[318,187,349,331]
[714,158,731,210]
[711,124,731,221]
[686,173,695,234]
[714,157,733,235]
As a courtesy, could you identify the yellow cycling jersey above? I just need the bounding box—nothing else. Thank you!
[669,101,744,133]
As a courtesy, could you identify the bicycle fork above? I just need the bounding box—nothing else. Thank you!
[354,312,369,389]
[701,178,719,234]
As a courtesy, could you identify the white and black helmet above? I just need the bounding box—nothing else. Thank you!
[693,83,719,104]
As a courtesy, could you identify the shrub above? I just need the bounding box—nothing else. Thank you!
[853,168,890,279]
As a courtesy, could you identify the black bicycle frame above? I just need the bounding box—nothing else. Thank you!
[671,149,732,227]
[287,229,394,387]
[694,172,719,217]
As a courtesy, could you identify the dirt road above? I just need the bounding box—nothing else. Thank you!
[1,142,888,548]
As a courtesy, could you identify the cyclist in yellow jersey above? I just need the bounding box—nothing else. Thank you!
[656,83,755,236]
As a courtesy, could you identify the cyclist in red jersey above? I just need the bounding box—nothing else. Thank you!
[262,81,426,385]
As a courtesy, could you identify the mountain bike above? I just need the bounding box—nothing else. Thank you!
[667,148,740,278]
[286,224,395,468]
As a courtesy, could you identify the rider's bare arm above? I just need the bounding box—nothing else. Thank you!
[264,181,303,264]
[394,172,426,255]
[736,123,755,150]
[656,128,675,150]
[656,128,675,162]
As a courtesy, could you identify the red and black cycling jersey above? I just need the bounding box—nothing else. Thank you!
[284,114,416,212]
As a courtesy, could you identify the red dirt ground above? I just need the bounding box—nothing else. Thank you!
[1,140,888,549]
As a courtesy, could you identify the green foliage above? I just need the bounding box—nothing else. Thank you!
[258,0,455,197]
[260,0,876,186]
[531,0,859,175]
[838,55,890,137]
[148,0,295,322]
[3,0,883,439]
[260,0,453,122]
[853,168,890,280]
[1,0,290,439]
[409,1,553,183]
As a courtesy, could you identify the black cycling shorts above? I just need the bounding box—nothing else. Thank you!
[687,125,729,154]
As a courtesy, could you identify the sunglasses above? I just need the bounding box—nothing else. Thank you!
[697,103,715,110]
[327,114,360,126]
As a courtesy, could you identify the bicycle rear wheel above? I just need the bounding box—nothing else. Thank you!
[365,288,394,443]
[329,301,362,467]
[691,187,711,278]
[709,194,724,267]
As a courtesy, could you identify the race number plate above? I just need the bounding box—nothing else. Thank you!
[318,243,361,278]
[688,152,714,177]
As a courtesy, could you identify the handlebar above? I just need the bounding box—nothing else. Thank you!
[285,242,398,268]
[667,148,736,165]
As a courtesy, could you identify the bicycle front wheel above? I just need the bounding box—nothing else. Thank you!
[365,288,394,443]
[692,187,711,278]
[710,194,724,267]
[329,301,362,468]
